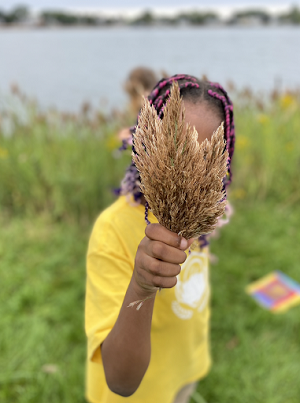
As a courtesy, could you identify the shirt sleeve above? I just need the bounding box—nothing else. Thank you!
[85,217,133,364]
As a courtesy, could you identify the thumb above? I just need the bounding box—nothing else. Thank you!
[178,237,196,251]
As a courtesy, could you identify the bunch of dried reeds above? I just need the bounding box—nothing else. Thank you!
[132,82,228,240]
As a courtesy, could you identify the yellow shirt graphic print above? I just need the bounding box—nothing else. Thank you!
[172,252,209,320]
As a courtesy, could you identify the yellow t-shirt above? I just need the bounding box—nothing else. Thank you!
[85,196,211,403]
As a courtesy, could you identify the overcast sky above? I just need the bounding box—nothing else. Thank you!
[2,0,298,10]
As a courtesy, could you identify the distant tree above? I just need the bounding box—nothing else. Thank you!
[11,5,29,21]
[156,16,177,26]
[103,17,116,26]
[237,10,270,22]
[41,11,118,26]
[3,5,29,23]
[80,16,98,25]
[100,16,124,26]
[279,6,300,24]
[131,10,155,26]
[41,11,79,25]
[176,11,219,25]
[229,9,271,24]
[0,9,5,22]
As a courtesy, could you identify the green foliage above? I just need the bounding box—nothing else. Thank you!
[1,5,300,26]
[176,11,219,25]
[41,11,98,25]
[279,6,300,25]
[199,201,300,403]
[231,92,300,206]
[0,215,88,403]
[1,202,300,402]
[131,10,155,26]
[0,98,131,225]
[231,9,271,24]
[1,89,299,224]
[0,5,29,23]
[1,88,300,402]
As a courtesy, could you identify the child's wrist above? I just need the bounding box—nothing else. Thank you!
[130,275,157,301]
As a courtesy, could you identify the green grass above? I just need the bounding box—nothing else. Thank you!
[0,214,88,403]
[1,89,300,402]
[1,91,300,223]
[199,201,300,403]
[232,93,300,205]
[0,98,132,224]
[1,202,300,402]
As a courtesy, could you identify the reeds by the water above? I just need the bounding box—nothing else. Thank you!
[0,85,300,225]
[133,82,228,239]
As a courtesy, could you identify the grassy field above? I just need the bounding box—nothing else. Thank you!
[0,88,300,402]
[199,201,300,403]
[0,215,87,403]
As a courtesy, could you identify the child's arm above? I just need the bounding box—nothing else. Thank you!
[101,223,193,397]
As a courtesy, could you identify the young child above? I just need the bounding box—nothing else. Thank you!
[85,74,235,403]
[118,67,159,142]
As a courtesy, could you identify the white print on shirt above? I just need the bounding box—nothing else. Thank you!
[172,252,209,320]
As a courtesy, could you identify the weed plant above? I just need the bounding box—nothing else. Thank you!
[0,92,132,225]
[0,88,300,225]
[232,91,300,207]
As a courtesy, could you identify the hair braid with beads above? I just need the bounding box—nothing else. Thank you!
[116,74,235,247]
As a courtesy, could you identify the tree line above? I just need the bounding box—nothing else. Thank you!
[1,5,300,26]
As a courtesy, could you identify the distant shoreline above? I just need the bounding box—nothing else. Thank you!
[1,24,300,31]
[1,5,299,30]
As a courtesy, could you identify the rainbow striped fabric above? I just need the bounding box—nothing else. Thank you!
[246,271,300,313]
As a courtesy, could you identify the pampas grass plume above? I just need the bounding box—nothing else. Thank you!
[132,82,228,239]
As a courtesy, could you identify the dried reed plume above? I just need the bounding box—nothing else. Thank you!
[132,82,228,239]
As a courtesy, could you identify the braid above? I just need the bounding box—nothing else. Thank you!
[158,82,201,118]
[117,74,236,247]
[208,84,235,185]
[145,201,151,225]
[149,75,198,118]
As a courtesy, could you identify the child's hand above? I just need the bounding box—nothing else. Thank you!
[133,223,194,298]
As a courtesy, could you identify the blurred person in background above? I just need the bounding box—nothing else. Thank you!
[118,67,158,141]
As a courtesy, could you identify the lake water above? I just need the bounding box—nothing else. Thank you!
[0,27,300,111]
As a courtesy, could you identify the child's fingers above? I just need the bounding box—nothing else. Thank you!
[145,223,189,250]
[136,265,178,289]
[147,240,187,264]
[141,254,181,277]
[152,275,177,289]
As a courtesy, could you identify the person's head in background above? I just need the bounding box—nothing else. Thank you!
[118,74,235,246]
[119,67,160,141]
[124,67,159,115]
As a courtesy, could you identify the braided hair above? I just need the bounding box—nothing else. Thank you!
[116,74,235,247]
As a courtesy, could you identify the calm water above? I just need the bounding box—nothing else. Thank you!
[0,27,299,111]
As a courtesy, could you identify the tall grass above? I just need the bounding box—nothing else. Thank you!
[0,87,300,225]
[0,93,132,225]
[232,92,300,206]
[1,87,300,403]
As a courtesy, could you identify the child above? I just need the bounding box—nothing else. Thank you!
[118,67,159,142]
[124,67,159,115]
[85,74,235,403]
